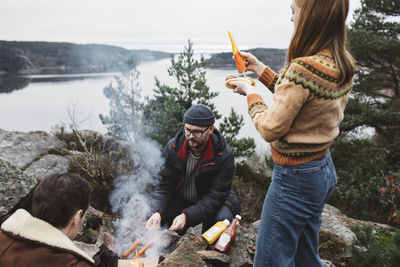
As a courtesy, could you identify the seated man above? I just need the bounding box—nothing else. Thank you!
[146,104,240,232]
[0,173,95,267]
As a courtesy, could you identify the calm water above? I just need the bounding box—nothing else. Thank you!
[0,58,273,154]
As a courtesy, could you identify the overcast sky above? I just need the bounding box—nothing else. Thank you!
[0,0,362,52]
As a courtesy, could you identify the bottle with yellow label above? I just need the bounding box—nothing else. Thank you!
[201,219,230,245]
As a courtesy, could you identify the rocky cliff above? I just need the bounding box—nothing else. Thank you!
[0,129,397,267]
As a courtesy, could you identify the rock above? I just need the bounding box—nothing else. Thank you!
[158,239,208,267]
[177,226,208,251]
[158,230,179,250]
[324,204,344,217]
[0,131,64,169]
[78,228,99,244]
[102,134,131,154]
[321,213,356,246]
[88,205,105,218]
[73,241,100,258]
[0,159,37,218]
[335,214,399,233]
[172,223,256,267]
[250,220,260,232]
[197,250,230,264]
[319,230,348,266]
[225,225,256,267]
[96,226,115,248]
[77,206,109,245]
[24,154,69,180]
[322,259,336,267]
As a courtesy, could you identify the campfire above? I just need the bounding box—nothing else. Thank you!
[118,229,169,267]
[118,258,158,267]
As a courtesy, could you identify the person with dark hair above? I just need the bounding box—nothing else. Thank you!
[227,0,355,266]
[32,172,91,229]
[0,173,95,267]
[146,104,240,232]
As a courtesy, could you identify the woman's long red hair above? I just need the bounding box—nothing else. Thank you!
[287,0,355,85]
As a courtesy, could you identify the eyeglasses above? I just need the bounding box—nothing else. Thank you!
[184,126,209,138]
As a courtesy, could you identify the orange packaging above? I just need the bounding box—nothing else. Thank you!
[228,31,247,74]
[214,214,241,253]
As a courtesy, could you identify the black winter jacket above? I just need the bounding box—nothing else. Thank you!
[152,128,240,226]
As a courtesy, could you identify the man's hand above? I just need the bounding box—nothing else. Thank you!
[146,212,161,231]
[169,213,187,231]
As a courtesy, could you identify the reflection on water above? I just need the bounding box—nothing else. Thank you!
[0,73,116,94]
[0,76,32,94]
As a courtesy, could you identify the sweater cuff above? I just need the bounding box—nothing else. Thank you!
[258,66,278,93]
[247,94,264,109]
[247,94,267,119]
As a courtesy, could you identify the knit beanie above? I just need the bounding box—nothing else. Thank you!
[183,104,215,127]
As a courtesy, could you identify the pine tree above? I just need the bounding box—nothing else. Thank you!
[219,108,256,157]
[330,0,400,223]
[143,40,220,146]
[342,0,400,166]
[350,224,400,267]
[99,55,143,141]
[143,39,255,158]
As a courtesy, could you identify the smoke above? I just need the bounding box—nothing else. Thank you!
[109,134,164,256]
[102,58,166,257]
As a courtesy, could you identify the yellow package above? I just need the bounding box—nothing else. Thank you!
[201,219,230,245]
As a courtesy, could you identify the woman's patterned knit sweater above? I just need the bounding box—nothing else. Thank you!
[247,49,352,166]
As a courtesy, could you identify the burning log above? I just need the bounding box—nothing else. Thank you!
[122,239,142,258]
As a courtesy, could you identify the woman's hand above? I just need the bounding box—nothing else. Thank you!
[228,80,257,96]
[240,51,266,77]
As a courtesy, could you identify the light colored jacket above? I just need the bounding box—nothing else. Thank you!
[0,209,94,267]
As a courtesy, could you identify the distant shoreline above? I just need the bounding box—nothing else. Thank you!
[0,40,288,76]
[0,40,171,75]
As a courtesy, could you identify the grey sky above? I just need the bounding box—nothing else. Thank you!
[0,0,362,52]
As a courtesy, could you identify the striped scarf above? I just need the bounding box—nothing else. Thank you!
[180,151,202,203]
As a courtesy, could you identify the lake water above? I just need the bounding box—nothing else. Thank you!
[0,58,273,154]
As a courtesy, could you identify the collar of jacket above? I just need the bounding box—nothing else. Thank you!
[1,209,94,264]
[177,135,214,163]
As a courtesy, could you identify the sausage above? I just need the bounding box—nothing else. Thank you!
[122,239,142,258]
[136,241,153,258]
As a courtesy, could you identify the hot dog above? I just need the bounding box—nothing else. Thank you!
[135,241,153,258]
[122,239,142,258]
[225,76,255,89]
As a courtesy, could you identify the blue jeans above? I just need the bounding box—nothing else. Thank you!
[253,151,337,267]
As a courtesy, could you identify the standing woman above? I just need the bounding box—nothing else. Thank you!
[228,0,355,266]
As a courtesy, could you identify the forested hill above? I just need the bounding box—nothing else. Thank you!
[0,41,171,75]
[207,48,287,73]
